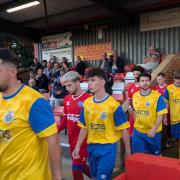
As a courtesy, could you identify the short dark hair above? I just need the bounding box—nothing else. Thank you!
[86,68,107,81]
[132,66,145,73]
[0,48,18,68]
[174,69,180,79]
[42,60,47,63]
[138,72,151,81]
[157,72,165,78]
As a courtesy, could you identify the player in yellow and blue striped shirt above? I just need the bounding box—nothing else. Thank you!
[0,48,61,180]
[132,72,167,155]
[72,68,131,180]
[164,69,180,139]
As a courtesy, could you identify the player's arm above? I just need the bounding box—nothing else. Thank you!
[121,129,131,157]
[114,106,131,156]
[73,128,88,159]
[46,134,62,180]
[148,95,167,138]
[147,114,163,138]
[72,107,88,159]
[29,98,62,180]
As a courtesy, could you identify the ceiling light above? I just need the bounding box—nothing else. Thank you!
[6,1,40,13]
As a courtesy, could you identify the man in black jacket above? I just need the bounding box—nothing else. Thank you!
[75,56,86,76]
[35,68,49,93]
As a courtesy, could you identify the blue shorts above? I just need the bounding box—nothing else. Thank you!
[88,143,117,180]
[132,129,161,155]
[171,123,180,139]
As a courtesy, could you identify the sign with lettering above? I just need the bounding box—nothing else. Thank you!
[140,7,180,31]
[74,43,112,61]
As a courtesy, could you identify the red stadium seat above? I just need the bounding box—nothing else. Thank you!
[114,73,125,81]
[43,93,50,100]
[114,173,126,180]
[53,106,64,116]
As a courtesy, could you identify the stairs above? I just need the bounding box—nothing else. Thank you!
[151,54,180,84]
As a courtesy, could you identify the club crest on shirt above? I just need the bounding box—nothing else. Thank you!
[78,101,83,108]
[4,111,14,123]
[145,101,150,107]
[100,112,107,120]
[66,101,70,106]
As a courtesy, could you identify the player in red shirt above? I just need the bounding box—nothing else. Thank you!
[153,72,167,96]
[127,66,145,135]
[58,71,91,180]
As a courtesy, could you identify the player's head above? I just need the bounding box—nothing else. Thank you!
[132,66,145,82]
[62,71,81,95]
[86,68,107,94]
[138,72,151,91]
[0,48,19,92]
[173,69,180,86]
[156,72,166,86]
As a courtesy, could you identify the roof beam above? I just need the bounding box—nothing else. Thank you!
[0,18,40,42]
[89,0,130,16]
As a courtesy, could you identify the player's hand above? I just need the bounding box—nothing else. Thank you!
[147,129,156,138]
[163,116,168,126]
[72,146,80,159]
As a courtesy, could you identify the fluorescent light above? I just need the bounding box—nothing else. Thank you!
[6,1,40,13]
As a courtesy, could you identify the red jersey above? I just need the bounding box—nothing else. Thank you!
[59,91,90,150]
[127,83,140,99]
[153,85,167,95]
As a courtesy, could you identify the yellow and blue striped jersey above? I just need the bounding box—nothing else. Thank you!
[164,83,180,124]
[133,90,167,133]
[0,84,57,180]
[78,95,129,144]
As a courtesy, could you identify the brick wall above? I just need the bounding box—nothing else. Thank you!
[165,57,180,83]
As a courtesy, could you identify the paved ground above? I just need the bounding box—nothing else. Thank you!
[60,132,91,180]
[60,132,121,180]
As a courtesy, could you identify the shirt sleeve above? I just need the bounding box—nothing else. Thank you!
[156,95,168,115]
[29,98,57,138]
[78,108,87,129]
[163,89,169,103]
[113,106,130,130]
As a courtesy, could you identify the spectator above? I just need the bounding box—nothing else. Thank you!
[42,60,47,69]
[61,62,70,76]
[43,62,52,79]
[28,78,38,91]
[49,77,67,110]
[98,52,112,73]
[139,46,160,72]
[28,68,36,79]
[61,57,68,64]
[35,68,49,93]
[31,58,43,72]
[112,50,124,74]
[75,56,86,76]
